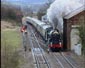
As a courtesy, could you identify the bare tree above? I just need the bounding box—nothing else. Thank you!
[37,3,50,20]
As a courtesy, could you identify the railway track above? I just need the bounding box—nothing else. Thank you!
[52,52,77,68]
[22,24,81,68]
[27,24,51,68]
[61,52,81,68]
[30,25,79,68]
[31,28,78,68]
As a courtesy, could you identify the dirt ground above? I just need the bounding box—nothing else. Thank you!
[1,21,16,29]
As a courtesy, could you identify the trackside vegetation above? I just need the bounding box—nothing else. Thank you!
[78,23,85,56]
[1,29,23,68]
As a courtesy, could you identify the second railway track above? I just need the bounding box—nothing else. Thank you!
[52,52,78,68]
[28,24,51,68]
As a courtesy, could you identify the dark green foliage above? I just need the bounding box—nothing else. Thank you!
[78,23,85,55]
[37,12,45,20]
[78,23,85,47]
[7,9,17,20]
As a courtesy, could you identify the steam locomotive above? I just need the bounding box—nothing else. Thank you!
[22,17,63,51]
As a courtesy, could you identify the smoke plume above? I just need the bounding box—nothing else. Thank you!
[47,0,84,33]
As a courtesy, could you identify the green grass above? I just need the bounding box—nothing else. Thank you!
[1,29,23,68]
[1,30,21,49]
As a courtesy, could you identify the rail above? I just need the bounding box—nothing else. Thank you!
[28,24,51,68]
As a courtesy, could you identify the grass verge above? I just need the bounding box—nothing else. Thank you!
[1,29,23,68]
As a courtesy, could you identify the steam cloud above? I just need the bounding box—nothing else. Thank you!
[47,0,84,33]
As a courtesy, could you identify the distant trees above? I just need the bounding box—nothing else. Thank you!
[37,0,53,20]
[1,3,23,25]
[21,6,33,17]
[1,0,54,23]
[1,2,34,25]
[37,3,50,20]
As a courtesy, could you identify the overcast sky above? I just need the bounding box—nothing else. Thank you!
[2,0,49,4]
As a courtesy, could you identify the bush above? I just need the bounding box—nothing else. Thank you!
[78,23,85,55]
